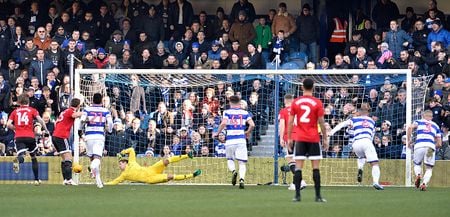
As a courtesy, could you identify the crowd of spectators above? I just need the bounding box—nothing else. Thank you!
[0,0,449,160]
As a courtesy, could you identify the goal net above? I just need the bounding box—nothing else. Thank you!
[74,68,427,186]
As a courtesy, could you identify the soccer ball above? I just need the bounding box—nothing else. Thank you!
[73,164,83,173]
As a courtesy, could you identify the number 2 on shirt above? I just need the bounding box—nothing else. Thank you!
[89,112,104,125]
[299,105,311,123]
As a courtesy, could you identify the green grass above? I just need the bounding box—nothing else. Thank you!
[0,185,449,217]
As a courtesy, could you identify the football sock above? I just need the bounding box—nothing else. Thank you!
[91,158,101,180]
[413,165,422,177]
[64,160,73,180]
[227,160,235,172]
[313,169,321,198]
[61,162,66,180]
[372,165,380,184]
[238,161,246,180]
[357,158,365,170]
[31,157,39,181]
[168,155,188,163]
[423,168,432,185]
[293,169,302,193]
[17,155,25,164]
[289,163,296,174]
[174,174,194,180]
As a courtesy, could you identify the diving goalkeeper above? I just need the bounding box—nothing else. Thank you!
[105,148,202,185]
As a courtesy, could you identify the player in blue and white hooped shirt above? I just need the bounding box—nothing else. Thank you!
[407,110,442,191]
[215,95,255,189]
[81,93,113,188]
[330,104,384,190]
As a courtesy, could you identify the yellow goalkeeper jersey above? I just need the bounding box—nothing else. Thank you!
[105,148,168,185]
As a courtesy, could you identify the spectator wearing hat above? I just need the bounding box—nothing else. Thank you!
[208,40,222,61]
[295,3,319,63]
[153,42,169,69]
[138,4,164,51]
[427,19,450,51]
[229,0,256,23]
[105,30,125,56]
[94,47,109,69]
[229,10,256,53]
[188,42,201,68]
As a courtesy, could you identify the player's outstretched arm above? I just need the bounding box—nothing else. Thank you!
[329,119,351,136]
[105,174,125,185]
[121,148,137,162]
[36,116,49,133]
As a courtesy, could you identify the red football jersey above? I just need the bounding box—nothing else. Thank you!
[290,96,324,143]
[9,106,40,138]
[53,107,76,139]
[278,106,294,141]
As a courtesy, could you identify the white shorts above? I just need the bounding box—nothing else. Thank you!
[352,138,379,163]
[413,147,435,167]
[226,144,248,162]
[86,139,105,158]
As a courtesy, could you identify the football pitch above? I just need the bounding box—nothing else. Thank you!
[1,185,449,217]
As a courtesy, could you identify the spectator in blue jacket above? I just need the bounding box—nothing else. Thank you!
[427,20,450,51]
[385,20,412,59]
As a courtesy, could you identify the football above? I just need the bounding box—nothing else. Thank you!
[72,164,83,173]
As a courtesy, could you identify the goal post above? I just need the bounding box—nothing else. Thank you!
[73,68,425,186]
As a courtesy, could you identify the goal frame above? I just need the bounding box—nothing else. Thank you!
[74,68,413,186]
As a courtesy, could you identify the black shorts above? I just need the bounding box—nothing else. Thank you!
[15,137,37,154]
[294,141,322,160]
[52,136,71,154]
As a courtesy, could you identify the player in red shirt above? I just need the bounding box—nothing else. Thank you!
[287,78,329,202]
[7,94,49,185]
[53,98,83,185]
[279,94,306,191]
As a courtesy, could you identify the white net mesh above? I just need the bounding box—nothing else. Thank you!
[74,69,429,185]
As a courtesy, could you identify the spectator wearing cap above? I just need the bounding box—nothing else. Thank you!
[295,3,320,63]
[105,119,127,156]
[105,30,125,56]
[229,10,256,53]
[153,42,169,69]
[188,42,201,68]
[385,20,413,60]
[138,4,164,51]
[173,41,186,67]
[94,47,109,69]
[427,19,450,51]
[208,40,222,60]
[229,0,256,23]
[82,50,97,69]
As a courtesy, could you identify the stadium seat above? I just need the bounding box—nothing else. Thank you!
[289,52,308,62]
[281,62,300,70]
